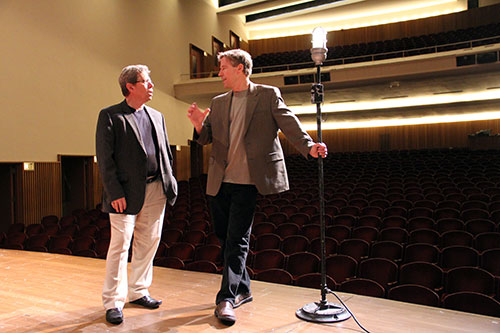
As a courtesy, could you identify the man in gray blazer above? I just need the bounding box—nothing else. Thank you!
[187,49,327,325]
[96,64,177,325]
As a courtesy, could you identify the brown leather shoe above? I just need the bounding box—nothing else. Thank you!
[214,301,236,325]
[234,292,253,308]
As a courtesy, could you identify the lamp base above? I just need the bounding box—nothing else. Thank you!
[296,301,351,323]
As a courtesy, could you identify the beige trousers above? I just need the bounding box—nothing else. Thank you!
[102,179,166,310]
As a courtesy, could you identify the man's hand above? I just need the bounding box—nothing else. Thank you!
[309,142,328,158]
[111,197,127,213]
[187,102,210,134]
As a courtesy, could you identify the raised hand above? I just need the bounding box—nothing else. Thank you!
[187,102,210,134]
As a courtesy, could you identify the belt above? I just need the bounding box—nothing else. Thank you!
[146,174,159,183]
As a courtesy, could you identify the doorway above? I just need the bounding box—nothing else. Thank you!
[0,163,19,232]
[60,156,94,216]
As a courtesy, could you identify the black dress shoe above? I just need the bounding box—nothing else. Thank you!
[106,308,123,325]
[214,301,236,325]
[130,295,162,309]
[234,292,253,308]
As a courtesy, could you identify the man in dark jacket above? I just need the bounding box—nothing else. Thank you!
[96,64,177,325]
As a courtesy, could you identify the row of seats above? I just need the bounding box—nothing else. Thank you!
[252,23,500,72]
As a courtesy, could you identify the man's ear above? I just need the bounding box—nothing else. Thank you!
[126,82,134,94]
[237,63,244,73]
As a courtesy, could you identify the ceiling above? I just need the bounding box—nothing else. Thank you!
[215,0,469,40]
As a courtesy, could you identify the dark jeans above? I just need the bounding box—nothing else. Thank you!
[209,182,258,305]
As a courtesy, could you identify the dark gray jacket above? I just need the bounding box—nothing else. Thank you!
[96,100,177,214]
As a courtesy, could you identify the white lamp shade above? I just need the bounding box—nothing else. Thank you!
[312,27,327,49]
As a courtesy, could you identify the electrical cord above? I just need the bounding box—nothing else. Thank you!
[326,288,371,333]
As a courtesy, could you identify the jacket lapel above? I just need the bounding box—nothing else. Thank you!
[243,82,258,136]
[220,92,232,148]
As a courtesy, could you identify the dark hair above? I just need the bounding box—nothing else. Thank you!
[217,49,253,76]
[118,64,150,96]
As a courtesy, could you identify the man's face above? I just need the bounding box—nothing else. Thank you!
[129,71,154,102]
[218,57,242,89]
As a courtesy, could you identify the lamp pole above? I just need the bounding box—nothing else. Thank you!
[296,27,351,323]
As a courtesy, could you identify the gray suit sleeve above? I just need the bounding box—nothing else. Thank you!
[194,102,213,145]
[96,110,125,201]
[271,87,314,157]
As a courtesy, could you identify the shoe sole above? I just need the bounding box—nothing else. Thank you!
[233,295,253,309]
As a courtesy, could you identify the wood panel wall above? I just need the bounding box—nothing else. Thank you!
[19,162,62,225]
[175,146,191,181]
[249,4,500,56]
[279,119,500,155]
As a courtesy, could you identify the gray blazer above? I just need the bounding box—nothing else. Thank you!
[96,100,177,214]
[196,82,314,196]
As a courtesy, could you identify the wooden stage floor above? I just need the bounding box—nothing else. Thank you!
[0,249,498,332]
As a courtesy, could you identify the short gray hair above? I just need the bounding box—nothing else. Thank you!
[118,64,150,96]
[217,49,253,77]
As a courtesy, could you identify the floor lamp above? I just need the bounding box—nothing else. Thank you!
[296,27,351,323]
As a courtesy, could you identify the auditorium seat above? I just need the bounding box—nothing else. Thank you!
[154,257,185,269]
[167,242,195,263]
[465,219,496,236]
[251,249,286,274]
[440,230,473,248]
[434,208,460,220]
[25,224,44,237]
[413,199,436,210]
[194,244,221,264]
[370,240,403,262]
[333,214,356,227]
[295,273,336,290]
[435,218,464,234]
[59,215,77,228]
[442,292,500,317]
[309,237,338,257]
[358,258,398,289]
[480,248,500,277]
[440,245,479,271]
[280,204,299,217]
[379,227,409,243]
[281,235,309,255]
[388,284,440,307]
[436,200,461,210]
[71,236,95,253]
[381,216,407,229]
[254,268,293,285]
[301,224,321,241]
[407,217,435,232]
[351,226,378,243]
[403,243,440,264]
[326,225,351,243]
[182,230,207,247]
[58,224,79,238]
[253,233,281,252]
[252,222,276,236]
[188,219,210,232]
[399,262,444,293]
[285,252,320,279]
[445,267,496,297]
[162,228,183,246]
[339,278,385,298]
[288,213,310,227]
[41,215,59,227]
[473,232,500,253]
[461,208,490,223]
[339,239,370,262]
[409,228,440,245]
[95,238,110,259]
